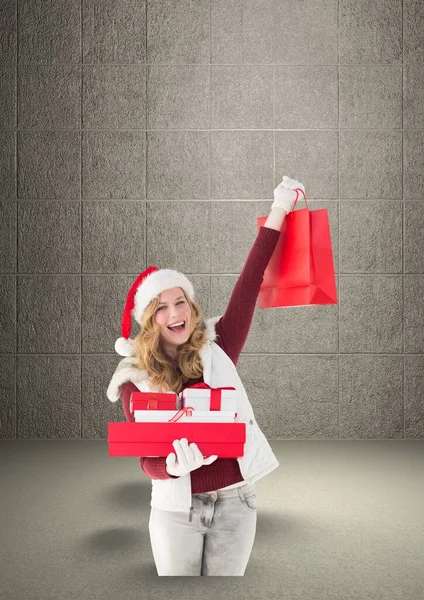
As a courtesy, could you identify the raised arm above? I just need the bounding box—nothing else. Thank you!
[214,177,305,365]
[213,224,280,365]
[263,206,288,231]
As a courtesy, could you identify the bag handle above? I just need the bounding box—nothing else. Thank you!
[293,187,309,209]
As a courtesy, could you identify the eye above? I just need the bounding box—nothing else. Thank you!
[157,300,185,311]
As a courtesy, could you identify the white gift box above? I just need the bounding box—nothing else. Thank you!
[134,410,236,423]
[178,388,237,412]
[179,388,236,399]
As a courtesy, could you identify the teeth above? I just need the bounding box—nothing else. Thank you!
[168,321,184,329]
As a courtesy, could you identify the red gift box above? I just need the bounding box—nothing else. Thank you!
[129,391,177,414]
[108,421,246,458]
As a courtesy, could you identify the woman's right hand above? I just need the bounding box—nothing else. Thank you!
[282,175,305,196]
[272,175,306,214]
[165,438,218,477]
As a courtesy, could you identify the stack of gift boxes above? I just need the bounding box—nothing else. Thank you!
[108,384,246,458]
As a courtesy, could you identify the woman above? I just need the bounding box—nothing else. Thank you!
[107,176,305,576]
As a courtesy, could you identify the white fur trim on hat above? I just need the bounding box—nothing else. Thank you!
[133,269,194,323]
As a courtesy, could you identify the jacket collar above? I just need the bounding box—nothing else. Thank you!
[106,315,222,403]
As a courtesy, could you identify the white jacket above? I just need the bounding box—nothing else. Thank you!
[107,316,279,514]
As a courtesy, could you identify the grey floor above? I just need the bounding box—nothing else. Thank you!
[1,440,423,599]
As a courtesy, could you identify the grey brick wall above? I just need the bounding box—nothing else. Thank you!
[1,0,423,439]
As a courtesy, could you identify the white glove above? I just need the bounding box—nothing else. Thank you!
[282,175,306,195]
[165,438,218,478]
[272,176,306,214]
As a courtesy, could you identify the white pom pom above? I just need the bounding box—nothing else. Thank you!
[115,337,135,357]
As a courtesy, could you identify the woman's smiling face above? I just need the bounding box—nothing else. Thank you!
[155,287,192,354]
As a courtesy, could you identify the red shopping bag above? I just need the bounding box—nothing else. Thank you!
[257,190,337,308]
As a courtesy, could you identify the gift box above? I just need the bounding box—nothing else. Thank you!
[179,383,237,412]
[108,421,246,458]
[129,391,177,414]
[134,409,236,423]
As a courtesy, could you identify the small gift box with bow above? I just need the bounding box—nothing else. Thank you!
[130,386,237,422]
[129,391,177,414]
[179,383,237,413]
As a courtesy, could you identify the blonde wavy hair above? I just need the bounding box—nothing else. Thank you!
[133,289,209,394]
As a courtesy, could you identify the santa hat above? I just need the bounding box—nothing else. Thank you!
[114,266,195,357]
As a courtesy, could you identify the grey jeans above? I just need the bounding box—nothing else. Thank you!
[148,482,258,576]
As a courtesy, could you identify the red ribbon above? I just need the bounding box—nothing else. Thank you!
[182,383,235,411]
[167,406,194,423]
[146,396,158,410]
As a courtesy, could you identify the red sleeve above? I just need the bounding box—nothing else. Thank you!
[121,381,136,423]
[214,226,280,366]
[121,381,178,480]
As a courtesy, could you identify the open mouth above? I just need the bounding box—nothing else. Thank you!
[167,321,186,334]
